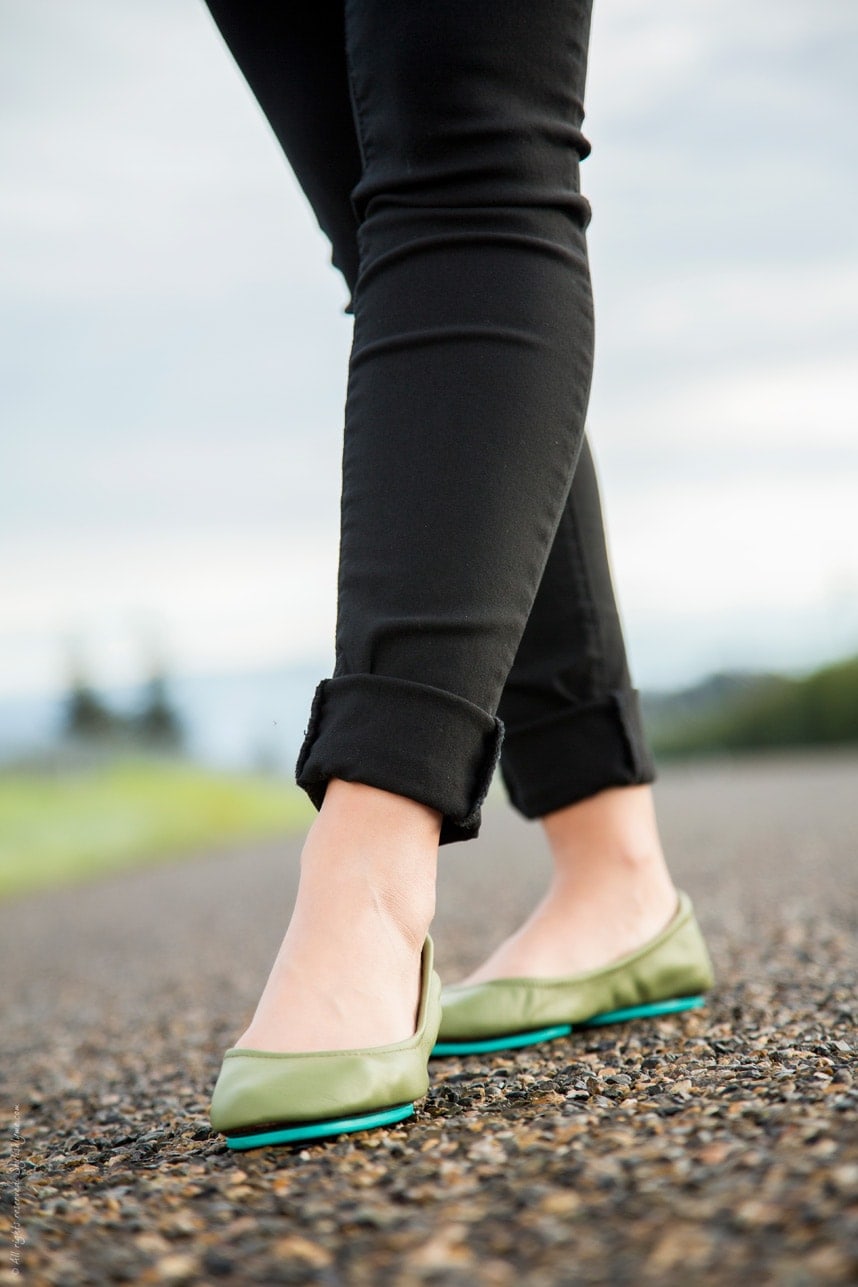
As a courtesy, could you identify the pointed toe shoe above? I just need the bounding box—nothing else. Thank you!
[211,937,442,1149]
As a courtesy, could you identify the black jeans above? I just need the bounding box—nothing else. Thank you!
[204,0,655,842]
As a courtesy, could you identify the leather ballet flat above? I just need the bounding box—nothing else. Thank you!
[433,892,714,1056]
[210,937,442,1150]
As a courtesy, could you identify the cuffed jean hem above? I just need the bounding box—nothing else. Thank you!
[295,675,504,844]
[499,689,655,820]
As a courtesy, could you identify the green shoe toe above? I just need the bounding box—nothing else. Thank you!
[210,939,441,1149]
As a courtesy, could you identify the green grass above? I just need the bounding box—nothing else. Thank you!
[0,758,313,900]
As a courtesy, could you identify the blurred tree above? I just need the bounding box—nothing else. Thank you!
[134,668,184,751]
[651,653,858,757]
[62,675,119,739]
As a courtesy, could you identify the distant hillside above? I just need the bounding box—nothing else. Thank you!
[645,654,858,757]
[641,671,780,742]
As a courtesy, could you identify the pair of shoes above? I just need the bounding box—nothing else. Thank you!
[209,937,442,1151]
[208,896,714,1147]
[432,891,714,1056]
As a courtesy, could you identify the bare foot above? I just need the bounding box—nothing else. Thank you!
[235,779,439,1053]
[459,785,678,985]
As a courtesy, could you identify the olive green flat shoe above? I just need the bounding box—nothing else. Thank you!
[432,892,714,1057]
[210,937,442,1150]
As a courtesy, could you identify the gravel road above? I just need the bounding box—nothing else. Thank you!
[2,752,857,1285]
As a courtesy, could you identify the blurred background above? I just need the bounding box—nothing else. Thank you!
[2,0,856,896]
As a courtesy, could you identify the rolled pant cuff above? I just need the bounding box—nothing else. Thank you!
[295,675,504,844]
[499,689,655,819]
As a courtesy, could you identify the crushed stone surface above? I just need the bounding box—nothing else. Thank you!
[1,753,856,1285]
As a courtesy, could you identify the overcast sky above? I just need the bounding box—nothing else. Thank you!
[2,0,857,698]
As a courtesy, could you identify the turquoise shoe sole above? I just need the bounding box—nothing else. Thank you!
[225,1102,415,1150]
[431,994,706,1057]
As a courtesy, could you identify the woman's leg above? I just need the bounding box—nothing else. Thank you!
[204,1,646,829]
[499,438,655,815]
[202,0,673,1054]
[203,1,439,1053]
[296,0,597,844]
[467,438,679,983]
[320,0,675,981]
[208,0,601,838]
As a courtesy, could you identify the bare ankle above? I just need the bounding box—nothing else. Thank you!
[298,778,440,946]
[319,779,442,845]
[542,785,672,881]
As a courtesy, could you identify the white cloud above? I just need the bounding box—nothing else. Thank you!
[589,0,857,122]
[0,529,339,697]
[3,417,345,537]
[607,471,858,617]
[595,264,858,358]
[0,2,341,306]
[605,472,858,687]
[593,353,858,456]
